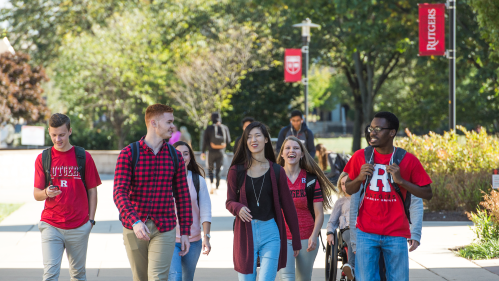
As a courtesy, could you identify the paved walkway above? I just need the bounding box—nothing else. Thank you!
[0,177,498,280]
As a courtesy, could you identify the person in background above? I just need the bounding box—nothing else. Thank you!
[34,113,101,281]
[169,125,181,145]
[226,122,302,281]
[201,112,231,194]
[234,117,255,153]
[276,110,316,158]
[326,172,355,280]
[277,136,336,281]
[179,126,192,148]
[169,141,212,281]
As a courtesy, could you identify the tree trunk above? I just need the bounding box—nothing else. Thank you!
[352,101,363,152]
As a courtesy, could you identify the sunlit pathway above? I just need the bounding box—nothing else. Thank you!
[0,177,498,280]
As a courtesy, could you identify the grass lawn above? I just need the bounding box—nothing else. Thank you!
[0,203,23,223]
[316,137,368,154]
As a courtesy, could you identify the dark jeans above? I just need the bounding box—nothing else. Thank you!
[207,151,224,188]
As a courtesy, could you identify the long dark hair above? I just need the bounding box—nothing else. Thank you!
[173,141,205,177]
[231,121,276,169]
[277,136,337,210]
[315,143,328,171]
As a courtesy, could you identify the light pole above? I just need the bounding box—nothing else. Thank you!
[448,0,456,131]
[293,18,320,126]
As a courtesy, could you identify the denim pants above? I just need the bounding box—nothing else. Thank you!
[278,238,319,281]
[238,218,281,281]
[355,229,409,281]
[168,239,203,281]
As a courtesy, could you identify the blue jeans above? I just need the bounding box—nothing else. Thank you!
[355,229,409,281]
[238,219,281,281]
[168,239,203,281]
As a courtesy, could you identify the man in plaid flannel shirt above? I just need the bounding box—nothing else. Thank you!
[113,104,193,281]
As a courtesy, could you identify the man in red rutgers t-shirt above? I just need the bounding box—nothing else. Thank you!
[344,112,432,281]
[34,113,101,281]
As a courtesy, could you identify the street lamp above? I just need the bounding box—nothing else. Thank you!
[293,18,320,126]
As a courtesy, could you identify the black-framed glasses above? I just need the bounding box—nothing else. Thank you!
[367,126,393,133]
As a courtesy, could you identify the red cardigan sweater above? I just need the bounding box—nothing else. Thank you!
[226,161,302,274]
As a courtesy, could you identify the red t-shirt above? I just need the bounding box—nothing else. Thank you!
[284,169,323,240]
[344,148,432,238]
[34,147,102,229]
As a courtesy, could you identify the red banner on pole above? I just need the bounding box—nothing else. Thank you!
[419,3,446,56]
[284,49,302,82]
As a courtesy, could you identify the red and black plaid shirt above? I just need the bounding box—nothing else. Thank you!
[113,137,192,235]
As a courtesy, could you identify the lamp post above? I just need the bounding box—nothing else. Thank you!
[293,18,320,126]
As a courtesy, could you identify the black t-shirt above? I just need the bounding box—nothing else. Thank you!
[246,169,274,221]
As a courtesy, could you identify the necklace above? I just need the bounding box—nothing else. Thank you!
[250,173,266,207]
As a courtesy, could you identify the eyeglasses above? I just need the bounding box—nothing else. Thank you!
[367,126,393,133]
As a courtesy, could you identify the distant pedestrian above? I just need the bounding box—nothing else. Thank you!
[34,113,101,281]
[344,111,432,281]
[169,141,212,281]
[201,112,231,194]
[179,126,192,147]
[234,117,255,153]
[277,136,336,281]
[169,125,181,145]
[276,110,316,158]
[226,122,302,281]
[114,104,193,281]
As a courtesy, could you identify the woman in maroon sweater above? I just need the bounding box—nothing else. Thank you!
[226,122,302,280]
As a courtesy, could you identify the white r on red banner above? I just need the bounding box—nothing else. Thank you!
[419,3,446,56]
[284,49,302,82]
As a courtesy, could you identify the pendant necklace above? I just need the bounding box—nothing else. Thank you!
[251,173,266,207]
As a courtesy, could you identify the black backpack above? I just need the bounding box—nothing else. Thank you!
[42,146,87,191]
[360,146,412,224]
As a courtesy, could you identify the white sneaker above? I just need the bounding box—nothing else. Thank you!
[342,263,355,280]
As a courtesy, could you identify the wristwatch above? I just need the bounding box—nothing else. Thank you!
[205,233,211,239]
[89,220,96,225]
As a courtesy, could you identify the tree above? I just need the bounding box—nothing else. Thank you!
[0,52,49,124]
[53,11,166,149]
[169,25,274,130]
[468,0,499,63]
[1,0,135,65]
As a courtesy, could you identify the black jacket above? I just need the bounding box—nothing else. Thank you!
[202,124,231,153]
[275,123,315,157]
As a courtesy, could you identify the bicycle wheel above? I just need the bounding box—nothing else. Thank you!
[325,231,339,281]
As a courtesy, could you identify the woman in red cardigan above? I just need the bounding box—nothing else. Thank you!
[226,122,302,281]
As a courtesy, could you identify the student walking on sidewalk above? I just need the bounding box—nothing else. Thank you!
[34,113,102,281]
[114,104,193,281]
[344,111,433,281]
[169,141,212,281]
[276,136,336,281]
[226,122,302,281]
[275,110,316,158]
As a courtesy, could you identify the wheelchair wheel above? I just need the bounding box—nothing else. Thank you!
[325,231,338,281]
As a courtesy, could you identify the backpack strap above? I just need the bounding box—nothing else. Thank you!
[74,146,87,192]
[130,141,140,178]
[359,146,375,199]
[192,172,200,208]
[42,148,53,187]
[389,147,412,224]
[236,165,245,199]
[305,171,326,252]
[167,143,179,175]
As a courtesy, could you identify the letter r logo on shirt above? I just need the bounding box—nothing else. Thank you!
[368,165,390,192]
[60,180,68,187]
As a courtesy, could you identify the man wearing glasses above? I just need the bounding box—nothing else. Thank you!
[343,111,433,281]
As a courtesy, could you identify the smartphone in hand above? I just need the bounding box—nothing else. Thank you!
[49,185,60,191]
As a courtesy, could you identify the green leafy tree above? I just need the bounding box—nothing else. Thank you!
[1,0,136,65]
[53,11,166,149]
[0,52,49,123]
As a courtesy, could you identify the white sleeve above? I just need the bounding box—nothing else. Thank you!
[198,176,212,224]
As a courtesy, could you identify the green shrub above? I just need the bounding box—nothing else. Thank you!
[469,208,499,241]
[458,239,499,260]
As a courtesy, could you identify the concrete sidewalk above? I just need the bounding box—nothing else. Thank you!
[1,177,498,280]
